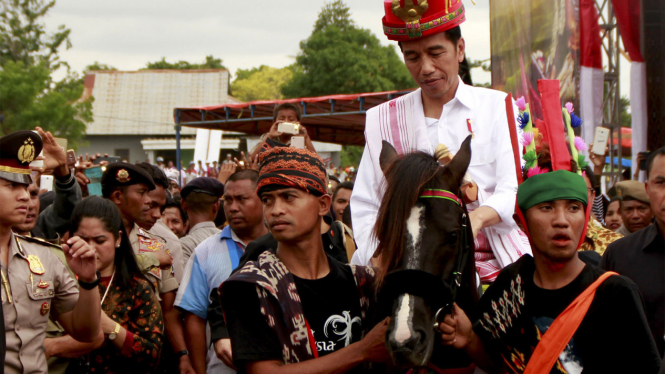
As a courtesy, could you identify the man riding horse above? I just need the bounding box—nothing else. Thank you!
[351,0,530,284]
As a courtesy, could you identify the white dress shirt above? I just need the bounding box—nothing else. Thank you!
[350,79,521,265]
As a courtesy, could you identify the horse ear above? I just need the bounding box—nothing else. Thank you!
[445,135,472,185]
[379,141,399,174]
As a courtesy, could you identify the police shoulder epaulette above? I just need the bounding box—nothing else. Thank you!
[137,227,166,243]
[149,231,167,243]
[15,234,62,249]
[137,227,153,238]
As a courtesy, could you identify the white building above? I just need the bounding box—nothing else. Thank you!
[78,69,239,165]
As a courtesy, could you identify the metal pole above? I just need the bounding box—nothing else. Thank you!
[597,0,622,188]
[175,109,182,187]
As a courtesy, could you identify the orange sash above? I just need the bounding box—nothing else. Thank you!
[523,271,618,374]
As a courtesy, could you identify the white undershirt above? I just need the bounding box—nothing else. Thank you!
[425,117,439,150]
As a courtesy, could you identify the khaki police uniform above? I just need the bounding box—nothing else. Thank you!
[130,223,179,297]
[180,221,221,266]
[2,233,78,374]
[178,177,224,266]
[43,243,76,374]
[149,220,185,283]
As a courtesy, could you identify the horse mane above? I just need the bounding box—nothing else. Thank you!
[373,151,445,287]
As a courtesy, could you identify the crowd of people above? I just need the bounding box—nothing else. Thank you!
[1,1,665,374]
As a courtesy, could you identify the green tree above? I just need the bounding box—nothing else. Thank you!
[142,55,226,70]
[0,0,92,146]
[340,145,363,167]
[313,0,354,33]
[84,61,116,71]
[231,65,293,102]
[282,1,415,98]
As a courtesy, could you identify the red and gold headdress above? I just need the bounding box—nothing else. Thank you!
[382,0,466,41]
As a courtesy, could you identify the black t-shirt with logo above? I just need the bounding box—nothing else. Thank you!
[223,256,363,372]
[473,255,661,374]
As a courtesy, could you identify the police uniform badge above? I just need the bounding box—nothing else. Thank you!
[137,231,165,279]
[40,302,50,316]
[26,255,45,275]
[117,169,131,183]
[0,130,43,185]
[18,138,36,164]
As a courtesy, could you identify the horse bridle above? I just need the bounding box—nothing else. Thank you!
[380,188,472,330]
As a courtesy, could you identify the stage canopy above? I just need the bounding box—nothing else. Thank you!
[174,90,414,146]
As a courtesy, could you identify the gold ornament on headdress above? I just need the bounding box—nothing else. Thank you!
[392,0,429,38]
[18,138,36,164]
[392,0,429,23]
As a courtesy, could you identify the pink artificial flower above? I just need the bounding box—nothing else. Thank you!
[520,132,534,146]
[516,97,526,112]
[574,136,587,151]
[527,166,549,179]
[565,102,574,114]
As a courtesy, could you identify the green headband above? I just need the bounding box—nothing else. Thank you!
[517,170,588,211]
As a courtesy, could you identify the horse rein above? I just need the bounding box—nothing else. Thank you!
[417,189,472,330]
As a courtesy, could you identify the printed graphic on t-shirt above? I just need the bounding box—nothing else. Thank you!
[533,316,583,374]
[313,311,361,353]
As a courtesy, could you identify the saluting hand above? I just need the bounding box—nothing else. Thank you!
[63,236,98,282]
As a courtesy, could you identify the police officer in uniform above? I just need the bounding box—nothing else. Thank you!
[101,163,195,374]
[1,131,102,374]
[136,162,185,283]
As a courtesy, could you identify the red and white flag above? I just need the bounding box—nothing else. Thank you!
[612,0,646,180]
[579,0,604,150]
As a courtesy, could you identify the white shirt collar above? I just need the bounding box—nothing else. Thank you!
[452,76,474,110]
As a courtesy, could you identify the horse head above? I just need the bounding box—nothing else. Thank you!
[375,135,478,368]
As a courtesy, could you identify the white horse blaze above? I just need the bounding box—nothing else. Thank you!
[392,294,414,344]
[391,206,424,346]
[405,205,424,269]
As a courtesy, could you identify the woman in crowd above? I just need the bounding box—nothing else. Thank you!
[605,196,624,232]
[66,197,164,373]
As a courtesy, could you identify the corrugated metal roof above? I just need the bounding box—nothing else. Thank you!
[86,69,230,135]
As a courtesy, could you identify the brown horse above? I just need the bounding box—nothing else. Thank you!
[374,135,479,369]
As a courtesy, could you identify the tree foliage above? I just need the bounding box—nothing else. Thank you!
[282,1,415,98]
[231,65,293,102]
[340,145,363,167]
[142,55,226,70]
[84,61,117,72]
[0,0,92,146]
[313,0,355,33]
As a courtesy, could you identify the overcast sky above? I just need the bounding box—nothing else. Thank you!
[47,0,629,98]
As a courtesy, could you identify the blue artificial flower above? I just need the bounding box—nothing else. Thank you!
[570,113,583,128]
[517,112,530,129]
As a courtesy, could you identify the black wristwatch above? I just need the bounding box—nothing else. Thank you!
[175,350,189,359]
[78,271,102,290]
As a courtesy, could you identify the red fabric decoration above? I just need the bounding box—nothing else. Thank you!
[505,94,524,185]
[580,0,603,68]
[537,80,570,172]
[611,0,644,62]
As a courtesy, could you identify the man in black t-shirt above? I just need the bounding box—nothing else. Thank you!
[438,167,661,373]
[220,147,390,374]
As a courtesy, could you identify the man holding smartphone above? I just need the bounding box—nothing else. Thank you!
[19,127,82,242]
[251,103,317,156]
